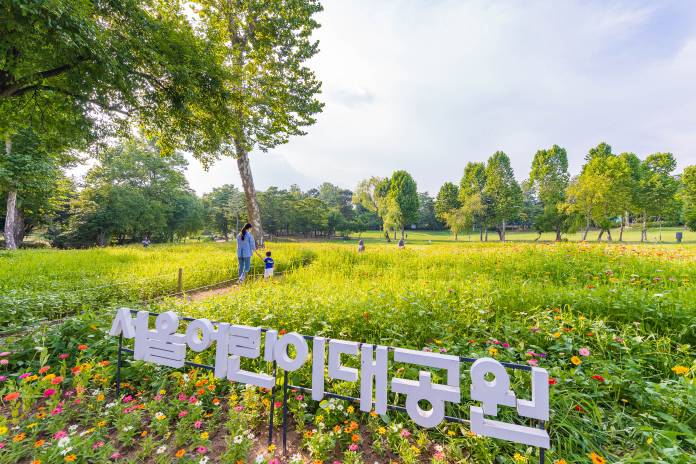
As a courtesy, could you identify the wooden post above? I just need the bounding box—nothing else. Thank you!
[177,268,183,295]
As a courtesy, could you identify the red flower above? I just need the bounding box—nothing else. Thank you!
[574,405,585,413]
[279,329,287,335]
[592,375,605,383]
[77,344,88,351]
[548,377,557,385]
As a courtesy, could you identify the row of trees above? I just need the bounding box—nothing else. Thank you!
[2,0,324,249]
[433,143,693,242]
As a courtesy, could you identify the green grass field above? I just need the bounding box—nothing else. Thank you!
[1,236,694,462]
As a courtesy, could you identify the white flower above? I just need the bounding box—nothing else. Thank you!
[247,432,255,440]
[199,457,210,464]
[68,424,78,432]
[105,402,117,409]
[154,411,166,420]
[434,444,444,452]
[156,445,167,454]
[255,454,265,464]
[57,437,71,448]
[195,401,202,407]
[337,404,344,411]
[123,425,134,432]
[233,435,244,444]
[183,374,190,383]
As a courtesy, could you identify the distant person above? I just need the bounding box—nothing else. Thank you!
[142,237,150,248]
[398,238,405,249]
[236,223,259,282]
[358,239,365,253]
[264,251,275,279]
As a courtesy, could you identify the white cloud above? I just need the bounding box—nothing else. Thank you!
[181,0,696,195]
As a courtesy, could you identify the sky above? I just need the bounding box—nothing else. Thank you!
[182,0,696,196]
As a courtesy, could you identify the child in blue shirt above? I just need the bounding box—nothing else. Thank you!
[263,251,275,278]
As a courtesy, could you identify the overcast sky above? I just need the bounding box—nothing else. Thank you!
[184,0,696,196]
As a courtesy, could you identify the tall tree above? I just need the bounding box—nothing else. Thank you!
[459,162,489,240]
[195,0,324,245]
[483,152,522,241]
[529,145,571,241]
[434,182,461,223]
[444,193,484,241]
[638,153,679,241]
[681,165,696,231]
[202,185,246,239]
[417,192,439,230]
[388,170,419,238]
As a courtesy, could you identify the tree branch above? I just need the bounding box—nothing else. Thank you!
[17,84,131,116]
[0,58,87,98]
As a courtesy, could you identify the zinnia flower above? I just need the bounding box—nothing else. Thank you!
[175,449,186,458]
[43,389,56,398]
[589,452,606,464]
[672,365,689,376]
[592,375,605,383]
[571,356,582,366]
[578,347,590,357]
[77,344,88,351]
[3,392,20,401]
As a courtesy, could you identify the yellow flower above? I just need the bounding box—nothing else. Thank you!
[316,415,324,423]
[27,422,38,429]
[554,460,567,464]
[97,393,105,401]
[589,452,606,464]
[553,332,561,338]
[447,430,456,436]
[97,421,107,427]
[268,443,276,453]
[159,389,166,395]
[646,437,653,445]
[671,365,689,375]
[513,453,528,463]
[410,445,420,455]
[347,405,354,414]
[64,455,77,463]
[0,425,7,435]
[200,431,209,440]
[571,356,582,366]
[44,374,56,381]
[175,449,186,458]
[488,346,498,356]
[378,427,386,435]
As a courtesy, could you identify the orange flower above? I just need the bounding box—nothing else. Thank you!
[175,449,186,458]
[589,452,606,464]
[31,460,42,464]
[64,455,77,463]
[12,432,26,442]
[3,392,20,401]
[333,425,341,433]
[570,356,582,366]
[34,439,46,448]
[351,434,360,443]
[141,430,148,437]
[99,360,110,367]
[77,344,88,351]
[71,367,81,375]
[38,366,50,374]
[51,376,64,385]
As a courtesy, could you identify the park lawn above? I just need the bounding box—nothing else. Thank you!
[0,240,694,463]
[350,227,691,245]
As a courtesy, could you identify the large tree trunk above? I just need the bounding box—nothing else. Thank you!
[555,224,562,242]
[606,228,612,241]
[641,212,647,242]
[13,208,25,246]
[581,216,590,241]
[236,146,264,246]
[3,136,18,250]
[597,229,604,242]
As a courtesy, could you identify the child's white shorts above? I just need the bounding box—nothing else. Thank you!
[264,268,274,278]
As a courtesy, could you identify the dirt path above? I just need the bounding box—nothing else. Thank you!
[184,283,241,302]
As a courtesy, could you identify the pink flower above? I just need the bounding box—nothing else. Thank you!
[423,347,432,352]
[194,420,203,429]
[439,347,448,353]
[579,347,590,357]
[501,342,510,348]
[111,452,121,459]
[53,430,67,440]
[74,398,81,405]
[178,393,188,401]
[19,372,31,379]
[434,452,445,460]
[527,359,539,366]
[196,446,207,454]
[234,405,244,412]
[179,410,188,418]
[348,444,358,451]
[400,428,411,438]
[274,401,283,408]
[122,395,133,403]
[51,407,63,416]
[188,396,197,404]
[154,394,163,401]
[0,442,4,449]
[269,459,281,464]
[0,352,10,357]
[59,353,69,360]
[0,376,6,382]
[93,441,105,449]
[43,388,56,398]
[0,360,8,366]
[295,395,304,401]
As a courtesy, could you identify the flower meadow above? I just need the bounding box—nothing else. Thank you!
[1,240,695,463]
